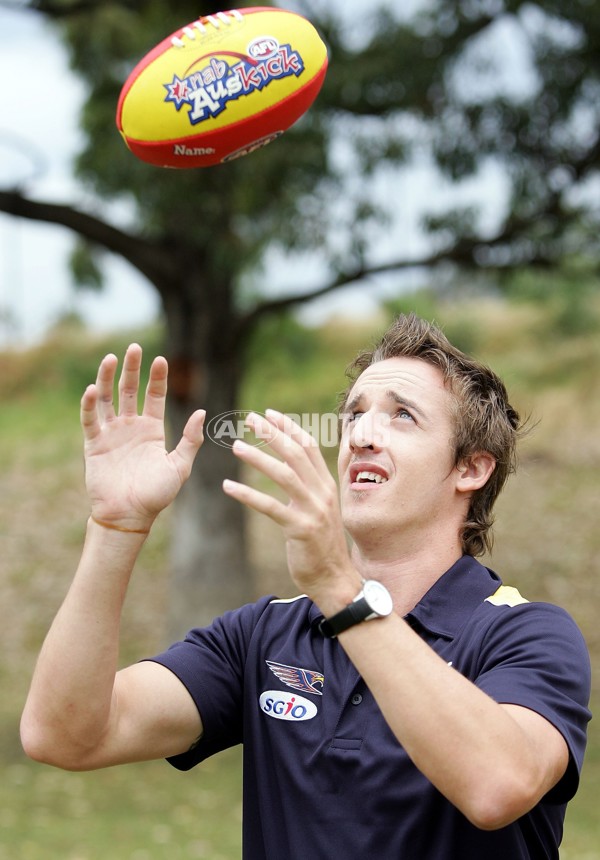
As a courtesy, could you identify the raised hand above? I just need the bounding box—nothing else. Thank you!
[223,410,360,603]
[80,343,205,533]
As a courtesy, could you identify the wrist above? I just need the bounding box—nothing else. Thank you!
[308,571,363,619]
[88,515,152,537]
[82,516,150,580]
[318,579,394,639]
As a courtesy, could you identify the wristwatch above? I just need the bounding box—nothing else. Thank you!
[319,580,393,638]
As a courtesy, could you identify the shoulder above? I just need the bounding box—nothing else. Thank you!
[474,588,591,686]
[453,582,591,715]
[479,586,589,654]
[168,594,314,654]
[223,593,314,630]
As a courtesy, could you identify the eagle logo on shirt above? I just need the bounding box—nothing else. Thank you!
[266,660,324,696]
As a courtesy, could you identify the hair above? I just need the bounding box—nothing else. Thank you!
[340,313,523,557]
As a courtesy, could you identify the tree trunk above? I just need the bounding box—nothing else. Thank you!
[167,413,252,641]
[162,279,254,642]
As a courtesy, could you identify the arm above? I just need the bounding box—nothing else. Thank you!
[222,410,569,829]
[20,345,205,771]
[334,614,569,829]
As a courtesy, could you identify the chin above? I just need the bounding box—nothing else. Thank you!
[343,508,386,541]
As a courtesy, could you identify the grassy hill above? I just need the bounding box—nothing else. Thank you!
[0,296,598,858]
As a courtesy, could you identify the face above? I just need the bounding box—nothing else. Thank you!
[338,357,465,553]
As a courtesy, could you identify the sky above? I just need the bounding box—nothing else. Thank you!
[0,2,511,348]
[0,7,161,346]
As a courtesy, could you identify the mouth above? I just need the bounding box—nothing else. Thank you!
[349,464,389,488]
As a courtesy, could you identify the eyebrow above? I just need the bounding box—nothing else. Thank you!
[344,389,427,420]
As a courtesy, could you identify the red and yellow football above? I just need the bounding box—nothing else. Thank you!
[116,6,328,168]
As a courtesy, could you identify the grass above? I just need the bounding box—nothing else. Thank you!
[561,718,600,859]
[0,751,243,860]
[1,298,599,857]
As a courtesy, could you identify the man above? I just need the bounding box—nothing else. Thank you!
[21,314,591,858]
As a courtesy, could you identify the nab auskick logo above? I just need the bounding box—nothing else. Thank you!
[164,37,305,126]
[259,691,317,722]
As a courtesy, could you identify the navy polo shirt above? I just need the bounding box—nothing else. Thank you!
[148,556,591,859]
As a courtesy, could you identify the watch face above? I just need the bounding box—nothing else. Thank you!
[363,580,393,616]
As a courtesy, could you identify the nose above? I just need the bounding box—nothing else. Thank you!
[348,411,389,451]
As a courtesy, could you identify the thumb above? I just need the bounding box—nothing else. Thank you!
[171,409,206,478]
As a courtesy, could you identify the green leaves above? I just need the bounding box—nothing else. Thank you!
[14,0,600,303]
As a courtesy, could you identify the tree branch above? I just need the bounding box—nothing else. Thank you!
[0,189,174,288]
[239,245,462,329]
[237,209,565,334]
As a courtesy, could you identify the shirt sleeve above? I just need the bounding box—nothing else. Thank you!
[473,601,592,803]
[145,595,275,771]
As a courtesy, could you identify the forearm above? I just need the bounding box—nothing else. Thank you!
[337,613,559,828]
[20,518,148,767]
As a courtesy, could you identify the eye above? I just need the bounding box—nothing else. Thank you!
[345,410,364,424]
[394,407,414,422]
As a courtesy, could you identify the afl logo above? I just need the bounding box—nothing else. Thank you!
[259,691,317,722]
[248,36,280,60]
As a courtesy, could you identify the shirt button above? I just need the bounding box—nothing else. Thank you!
[351,693,363,706]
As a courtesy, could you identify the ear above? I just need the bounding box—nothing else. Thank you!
[456,452,496,494]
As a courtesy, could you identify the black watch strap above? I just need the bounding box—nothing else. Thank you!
[318,596,371,638]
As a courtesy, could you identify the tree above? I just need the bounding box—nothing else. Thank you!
[1,0,599,637]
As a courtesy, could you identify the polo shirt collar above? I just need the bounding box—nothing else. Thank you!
[310,556,501,639]
[406,555,501,640]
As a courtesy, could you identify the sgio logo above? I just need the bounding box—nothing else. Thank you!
[259,691,318,722]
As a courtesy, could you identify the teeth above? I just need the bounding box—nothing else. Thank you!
[356,471,387,484]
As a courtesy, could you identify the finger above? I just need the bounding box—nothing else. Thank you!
[232,439,312,504]
[80,384,101,441]
[118,343,143,417]
[170,409,206,478]
[265,409,332,481]
[95,353,118,423]
[246,412,325,488]
[143,355,168,421]
[222,478,290,526]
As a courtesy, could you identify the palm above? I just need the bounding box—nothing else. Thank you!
[85,416,179,519]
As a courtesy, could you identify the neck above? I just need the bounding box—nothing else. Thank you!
[349,540,464,616]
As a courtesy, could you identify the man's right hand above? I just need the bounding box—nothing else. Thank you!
[81,343,205,532]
